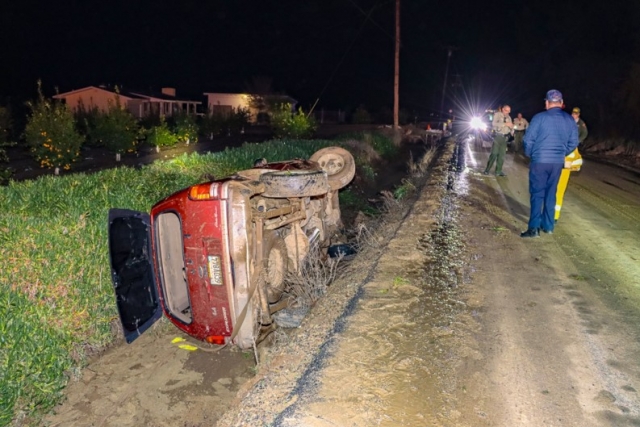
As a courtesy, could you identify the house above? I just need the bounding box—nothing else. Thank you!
[203,92,297,123]
[53,86,201,119]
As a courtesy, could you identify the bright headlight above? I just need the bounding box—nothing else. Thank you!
[470,117,487,131]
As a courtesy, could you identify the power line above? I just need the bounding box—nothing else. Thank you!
[308,2,380,115]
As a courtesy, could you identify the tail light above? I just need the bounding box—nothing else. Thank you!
[206,335,226,345]
[189,183,214,200]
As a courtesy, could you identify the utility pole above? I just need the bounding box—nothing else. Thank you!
[439,45,459,120]
[393,0,400,130]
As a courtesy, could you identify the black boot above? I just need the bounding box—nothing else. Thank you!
[520,228,540,238]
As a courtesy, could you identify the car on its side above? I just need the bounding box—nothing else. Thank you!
[108,147,356,349]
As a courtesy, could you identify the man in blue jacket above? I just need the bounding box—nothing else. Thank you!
[521,89,579,238]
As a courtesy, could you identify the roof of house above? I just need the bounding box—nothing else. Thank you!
[53,85,201,103]
[52,85,143,100]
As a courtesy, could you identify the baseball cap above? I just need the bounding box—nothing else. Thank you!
[572,107,581,114]
[544,89,563,102]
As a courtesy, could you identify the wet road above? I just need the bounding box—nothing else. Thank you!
[460,141,640,426]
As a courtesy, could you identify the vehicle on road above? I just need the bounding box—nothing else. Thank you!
[108,146,356,349]
[469,110,495,149]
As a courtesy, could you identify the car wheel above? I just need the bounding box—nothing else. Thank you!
[264,233,288,304]
[310,147,356,191]
[259,169,329,198]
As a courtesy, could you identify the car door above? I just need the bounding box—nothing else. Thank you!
[108,208,163,343]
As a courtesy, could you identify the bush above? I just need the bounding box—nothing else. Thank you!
[90,95,139,155]
[351,105,372,124]
[201,112,225,138]
[146,116,178,148]
[227,107,251,135]
[0,105,14,183]
[270,103,316,139]
[74,102,101,146]
[24,82,84,171]
[201,107,250,138]
[0,105,11,145]
[172,112,199,144]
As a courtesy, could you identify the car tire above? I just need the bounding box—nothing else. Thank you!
[264,233,288,304]
[259,169,329,198]
[310,147,356,191]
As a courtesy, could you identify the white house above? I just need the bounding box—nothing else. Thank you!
[203,92,298,123]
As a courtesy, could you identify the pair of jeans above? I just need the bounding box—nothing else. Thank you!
[485,133,507,174]
[528,163,563,231]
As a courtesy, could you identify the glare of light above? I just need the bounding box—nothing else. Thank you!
[469,117,487,131]
[465,137,478,168]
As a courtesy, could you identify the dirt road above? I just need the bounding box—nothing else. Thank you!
[217,139,640,426]
[43,138,640,426]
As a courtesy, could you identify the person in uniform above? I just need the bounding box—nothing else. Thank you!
[520,90,579,238]
[483,104,513,177]
[572,107,588,149]
[554,107,588,221]
[512,113,529,154]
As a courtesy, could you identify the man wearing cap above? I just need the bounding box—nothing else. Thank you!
[483,104,513,177]
[554,107,588,221]
[520,90,579,238]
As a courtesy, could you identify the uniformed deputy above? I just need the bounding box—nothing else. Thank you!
[554,107,588,221]
[483,105,513,177]
[512,113,529,154]
[572,107,588,148]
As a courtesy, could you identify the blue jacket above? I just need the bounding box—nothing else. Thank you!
[523,107,579,164]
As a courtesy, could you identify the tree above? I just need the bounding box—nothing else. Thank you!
[146,116,178,150]
[0,105,14,183]
[90,93,139,157]
[24,81,84,173]
[270,103,316,139]
[617,62,640,139]
[172,111,199,144]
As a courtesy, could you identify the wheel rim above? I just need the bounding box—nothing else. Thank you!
[267,247,285,288]
[316,153,345,176]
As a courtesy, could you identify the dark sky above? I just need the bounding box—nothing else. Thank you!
[1,0,639,121]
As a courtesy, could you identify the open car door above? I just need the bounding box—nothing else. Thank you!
[108,208,162,343]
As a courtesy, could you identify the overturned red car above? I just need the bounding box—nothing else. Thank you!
[108,146,355,349]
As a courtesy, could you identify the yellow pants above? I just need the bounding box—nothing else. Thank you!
[555,169,571,220]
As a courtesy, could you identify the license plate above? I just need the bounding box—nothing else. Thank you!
[207,255,223,285]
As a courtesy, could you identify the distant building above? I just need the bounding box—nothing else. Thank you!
[203,92,297,123]
[53,86,201,119]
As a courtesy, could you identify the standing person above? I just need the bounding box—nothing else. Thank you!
[554,107,588,221]
[520,90,579,238]
[483,105,513,177]
[572,107,589,148]
[512,113,529,154]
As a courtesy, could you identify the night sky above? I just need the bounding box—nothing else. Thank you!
[1,0,639,128]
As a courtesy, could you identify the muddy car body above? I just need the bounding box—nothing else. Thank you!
[108,147,355,349]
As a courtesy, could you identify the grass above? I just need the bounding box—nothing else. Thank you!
[0,131,393,426]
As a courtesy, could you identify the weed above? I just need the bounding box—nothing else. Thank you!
[393,179,416,200]
[569,274,587,281]
[285,245,344,309]
[392,276,409,288]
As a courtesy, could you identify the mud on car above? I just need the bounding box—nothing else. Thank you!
[108,147,356,349]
